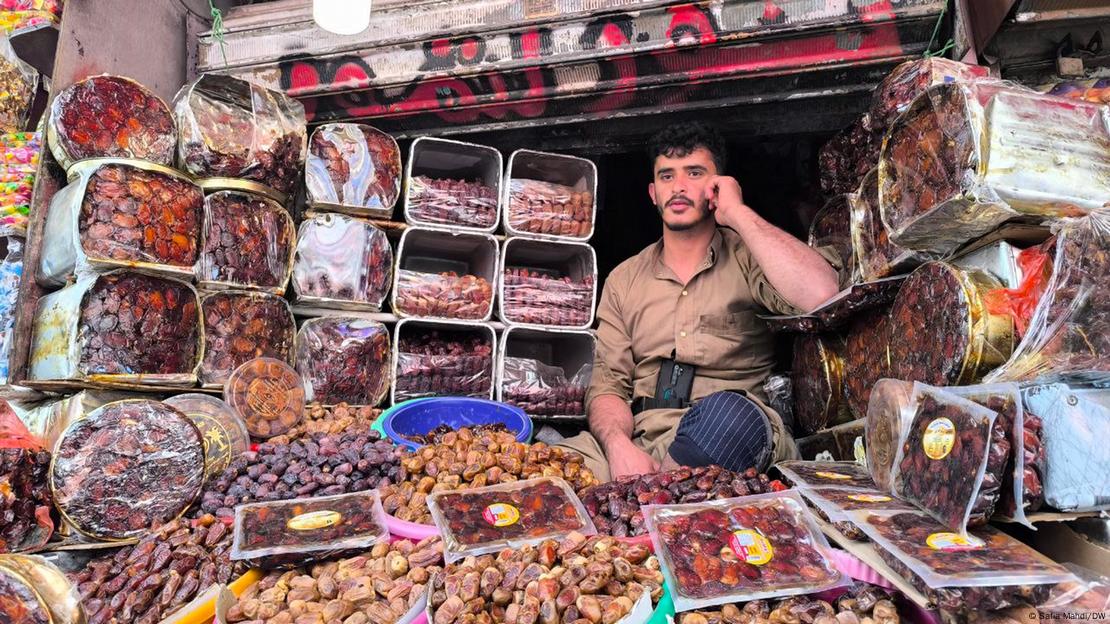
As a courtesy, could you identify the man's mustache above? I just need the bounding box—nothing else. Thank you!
[666,195,694,207]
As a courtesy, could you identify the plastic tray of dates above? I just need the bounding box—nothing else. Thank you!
[404,136,502,232]
[427,476,596,562]
[849,509,1074,613]
[499,356,588,419]
[231,490,389,569]
[199,290,295,387]
[891,383,1009,535]
[50,399,205,540]
[197,190,295,293]
[40,158,203,285]
[676,584,901,624]
[774,460,876,490]
[797,485,916,540]
[292,213,393,311]
[393,322,494,403]
[48,74,176,169]
[504,148,596,241]
[643,491,846,610]
[225,357,305,438]
[297,317,391,406]
[393,226,498,321]
[305,122,401,217]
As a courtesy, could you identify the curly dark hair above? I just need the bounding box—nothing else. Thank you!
[647,122,727,171]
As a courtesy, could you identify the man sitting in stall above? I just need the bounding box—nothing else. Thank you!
[557,122,842,482]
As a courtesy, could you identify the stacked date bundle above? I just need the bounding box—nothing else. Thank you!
[501,267,594,327]
[394,327,494,401]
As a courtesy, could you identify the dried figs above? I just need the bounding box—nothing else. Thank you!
[199,291,295,387]
[163,393,250,482]
[842,307,892,419]
[224,357,305,439]
[507,179,593,239]
[296,318,391,406]
[51,399,205,540]
[395,327,493,401]
[49,75,175,168]
[197,190,294,292]
[502,267,594,327]
[305,123,401,215]
[408,176,497,229]
[0,448,52,553]
[292,213,393,310]
[791,334,848,436]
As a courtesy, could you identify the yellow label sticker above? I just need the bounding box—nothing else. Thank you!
[814,471,852,481]
[483,503,520,527]
[287,510,342,531]
[922,417,956,460]
[926,532,984,551]
[847,494,892,503]
[728,529,774,565]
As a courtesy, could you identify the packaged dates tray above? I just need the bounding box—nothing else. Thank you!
[404,136,501,232]
[305,122,401,217]
[496,326,595,420]
[503,148,596,241]
[392,227,497,321]
[498,237,597,329]
[392,318,495,404]
[197,190,295,293]
[292,213,393,311]
[199,290,295,388]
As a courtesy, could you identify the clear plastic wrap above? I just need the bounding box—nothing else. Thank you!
[394,324,493,402]
[225,357,305,439]
[0,562,49,624]
[0,406,51,552]
[764,374,793,434]
[292,213,393,311]
[507,178,594,239]
[197,190,295,293]
[983,238,1054,339]
[1040,563,1110,614]
[1022,383,1108,512]
[29,271,201,384]
[175,74,306,197]
[818,115,881,197]
[50,399,205,540]
[868,58,989,132]
[296,317,390,406]
[850,168,931,282]
[808,193,857,285]
[408,175,498,229]
[163,393,250,482]
[305,123,400,217]
[199,290,295,387]
[888,261,1014,387]
[394,270,493,320]
[427,476,596,563]
[404,136,502,232]
[774,460,874,490]
[0,555,82,624]
[0,37,35,134]
[864,378,914,494]
[763,278,902,334]
[39,159,203,285]
[878,82,1110,254]
[0,236,22,384]
[231,490,389,569]
[0,131,39,236]
[987,209,1110,384]
[791,333,849,436]
[643,491,847,611]
[798,485,916,540]
[848,509,1074,613]
[47,74,175,169]
[502,267,595,327]
[501,357,588,419]
[890,384,1009,535]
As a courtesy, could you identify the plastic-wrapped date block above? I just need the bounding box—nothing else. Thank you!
[774,460,875,490]
[394,271,493,320]
[225,357,305,439]
[761,278,903,335]
[199,290,295,387]
[643,491,846,611]
[504,149,596,241]
[888,262,1014,387]
[48,75,175,170]
[175,74,306,198]
[0,555,82,624]
[231,490,389,569]
[791,334,849,436]
[850,168,931,282]
[842,307,892,422]
[818,116,881,197]
[868,58,988,132]
[305,123,401,217]
[292,213,393,311]
[404,136,502,232]
[891,384,1009,535]
[798,486,915,541]
[296,317,390,406]
[501,357,588,419]
[40,160,203,285]
[428,476,596,562]
[502,268,595,327]
[197,190,294,293]
[849,509,1074,614]
[394,323,493,402]
[164,393,250,482]
[0,563,50,624]
[50,399,205,540]
[408,176,497,229]
[864,378,915,494]
[0,442,52,553]
[808,194,856,285]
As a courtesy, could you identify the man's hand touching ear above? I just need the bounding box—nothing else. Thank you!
[705,175,750,230]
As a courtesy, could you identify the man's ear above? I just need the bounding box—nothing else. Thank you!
[648,182,657,205]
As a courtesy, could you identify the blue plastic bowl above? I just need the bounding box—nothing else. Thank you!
[383,398,532,451]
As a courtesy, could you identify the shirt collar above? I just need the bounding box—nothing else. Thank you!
[652,228,724,282]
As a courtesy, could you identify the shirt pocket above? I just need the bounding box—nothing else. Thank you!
[697,310,760,367]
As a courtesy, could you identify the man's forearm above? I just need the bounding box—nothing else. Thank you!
[588,394,635,452]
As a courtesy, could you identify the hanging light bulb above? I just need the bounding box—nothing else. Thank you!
[313,0,371,35]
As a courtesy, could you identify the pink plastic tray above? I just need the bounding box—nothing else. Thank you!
[829,549,940,624]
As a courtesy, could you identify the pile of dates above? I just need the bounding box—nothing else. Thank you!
[50,75,176,166]
[293,214,393,309]
[404,422,510,446]
[893,389,1009,530]
[267,403,381,445]
[502,268,594,327]
[0,448,52,552]
[78,272,199,377]
[226,537,443,624]
[408,176,498,229]
[817,118,880,196]
[296,318,391,406]
[380,428,598,525]
[198,190,294,291]
[507,179,593,238]
[79,163,202,269]
[429,532,663,624]
[196,430,404,518]
[73,514,245,624]
[678,585,900,624]
[394,271,494,320]
[395,330,493,401]
[305,123,401,212]
[581,466,787,538]
[199,291,295,386]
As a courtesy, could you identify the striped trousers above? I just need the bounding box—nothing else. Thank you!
[667,390,774,472]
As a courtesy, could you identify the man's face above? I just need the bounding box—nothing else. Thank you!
[649,147,718,232]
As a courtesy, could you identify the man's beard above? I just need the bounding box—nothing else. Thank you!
[658,195,712,231]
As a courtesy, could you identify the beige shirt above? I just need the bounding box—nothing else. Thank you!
[588,227,832,410]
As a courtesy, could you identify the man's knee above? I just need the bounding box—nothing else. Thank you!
[666,391,773,472]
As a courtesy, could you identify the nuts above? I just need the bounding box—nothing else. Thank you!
[502,268,593,327]
[394,271,493,320]
[0,53,34,134]
[199,291,295,387]
[395,329,493,401]
[408,176,497,229]
[305,123,400,212]
[292,214,392,309]
[507,179,592,238]
[225,357,305,439]
[51,400,205,540]
[0,447,52,552]
[295,318,390,406]
[198,190,294,291]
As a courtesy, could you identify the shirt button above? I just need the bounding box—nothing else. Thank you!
[680,331,687,337]
[681,290,688,296]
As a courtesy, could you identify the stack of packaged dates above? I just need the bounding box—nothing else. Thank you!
[496,326,595,421]
[391,318,496,403]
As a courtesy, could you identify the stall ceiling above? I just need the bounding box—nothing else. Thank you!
[199,0,946,139]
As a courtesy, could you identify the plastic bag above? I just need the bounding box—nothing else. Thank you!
[773,460,875,490]
[0,131,38,235]
[502,267,595,327]
[50,399,205,540]
[983,238,1055,339]
[47,74,175,169]
[868,58,989,132]
[506,178,593,239]
[305,123,401,217]
[763,374,794,434]
[175,73,306,197]
[864,378,914,494]
[292,213,393,311]
[408,175,498,229]
[199,291,295,387]
[850,168,930,281]
[0,37,35,134]
[818,116,881,197]
[797,485,916,540]
[1040,563,1110,614]
[0,236,22,384]
[0,404,51,552]
[501,357,589,418]
[791,333,849,436]
[225,357,305,438]
[393,269,494,320]
[890,384,1009,535]
[39,159,203,286]
[231,490,388,569]
[427,476,596,563]
[643,491,847,611]
[848,509,1074,614]
[197,190,295,293]
[295,317,390,406]
[1022,383,1109,512]
[986,209,1110,384]
[394,327,493,402]
[808,193,857,285]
